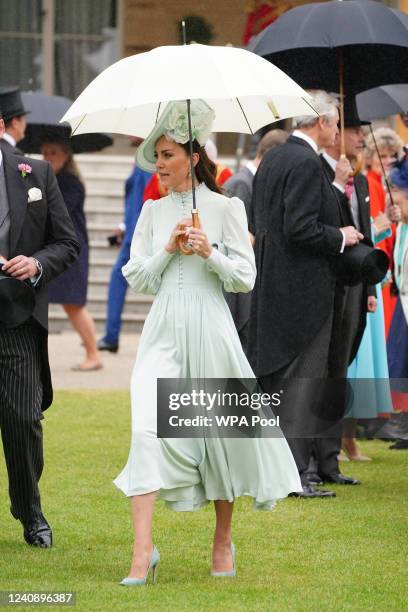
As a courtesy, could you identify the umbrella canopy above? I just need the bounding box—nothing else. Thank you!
[249,0,408,95]
[19,92,113,154]
[357,84,408,122]
[61,43,317,138]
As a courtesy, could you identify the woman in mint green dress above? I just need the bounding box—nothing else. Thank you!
[114,100,301,585]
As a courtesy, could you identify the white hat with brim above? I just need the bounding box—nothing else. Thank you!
[136,99,215,173]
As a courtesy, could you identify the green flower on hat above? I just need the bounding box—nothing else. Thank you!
[164,100,214,146]
[136,99,216,173]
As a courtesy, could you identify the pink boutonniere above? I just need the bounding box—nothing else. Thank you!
[18,163,32,178]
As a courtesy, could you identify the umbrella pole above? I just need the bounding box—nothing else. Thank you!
[181,20,197,217]
[368,124,395,208]
[339,50,346,158]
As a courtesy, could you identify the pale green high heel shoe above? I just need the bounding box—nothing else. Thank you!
[120,546,160,586]
[211,543,236,577]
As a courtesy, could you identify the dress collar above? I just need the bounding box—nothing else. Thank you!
[170,182,205,204]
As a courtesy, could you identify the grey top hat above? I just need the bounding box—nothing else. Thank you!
[136,99,215,173]
[0,86,29,123]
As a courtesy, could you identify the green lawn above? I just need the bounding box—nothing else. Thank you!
[0,391,407,611]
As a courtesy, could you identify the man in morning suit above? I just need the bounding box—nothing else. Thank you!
[247,91,364,498]
[0,110,79,547]
[307,98,375,484]
[0,87,28,156]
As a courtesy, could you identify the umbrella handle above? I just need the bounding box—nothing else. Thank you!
[351,154,363,177]
[177,210,201,256]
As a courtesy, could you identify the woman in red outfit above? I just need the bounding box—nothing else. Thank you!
[365,128,403,336]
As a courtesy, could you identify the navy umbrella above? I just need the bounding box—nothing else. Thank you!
[18,92,112,154]
[250,0,408,95]
[250,0,408,155]
[357,84,408,122]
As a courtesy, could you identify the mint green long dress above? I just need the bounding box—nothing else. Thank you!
[113,183,302,510]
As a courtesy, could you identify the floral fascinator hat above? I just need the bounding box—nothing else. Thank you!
[137,99,215,172]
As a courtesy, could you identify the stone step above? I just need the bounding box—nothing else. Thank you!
[88,223,119,242]
[48,310,146,334]
[49,293,152,315]
[83,172,132,193]
[89,240,120,261]
[76,154,134,176]
[85,206,123,225]
[87,277,152,300]
[85,189,125,207]
[87,227,133,244]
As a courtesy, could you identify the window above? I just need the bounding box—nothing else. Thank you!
[0,0,119,100]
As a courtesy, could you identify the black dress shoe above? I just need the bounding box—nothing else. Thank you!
[322,473,361,485]
[97,338,119,353]
[389,439,408,449]
[23,519,52,548]
[305,472,324,486]
[289,485,336,498]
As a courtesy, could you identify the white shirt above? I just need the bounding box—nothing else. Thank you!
[246,161,258,176]
[0,149,3,167]
[292,130,318,153]
[2,132,16,148]
[322,151,346,194]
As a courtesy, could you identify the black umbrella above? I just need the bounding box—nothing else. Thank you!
[250,0,408,95]
[357,84,408,122]
[250,0,408,156]
[18,92,113,154]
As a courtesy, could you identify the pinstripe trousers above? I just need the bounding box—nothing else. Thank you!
[0,321,44,525]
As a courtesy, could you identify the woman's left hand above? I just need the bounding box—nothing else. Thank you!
[186,227,213,259]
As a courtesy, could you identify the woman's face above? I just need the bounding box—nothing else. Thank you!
[41,142,69,174]
[370,147,399,175]
[391,186,408,223]
[154,136,198,191]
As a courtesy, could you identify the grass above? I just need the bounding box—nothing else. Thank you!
[0,391,407,611]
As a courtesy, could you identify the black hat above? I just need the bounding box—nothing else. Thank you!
[343,96,370,128]
[0,269,35,327]
[0,86,29,123]
[335,238,389,286]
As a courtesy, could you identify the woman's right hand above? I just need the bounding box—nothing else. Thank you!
[165,217,192,254]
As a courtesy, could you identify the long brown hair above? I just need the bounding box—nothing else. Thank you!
[180,139,222,194]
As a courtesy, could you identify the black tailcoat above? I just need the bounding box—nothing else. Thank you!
[247,135,345,377]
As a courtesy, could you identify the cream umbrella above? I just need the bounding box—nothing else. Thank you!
[61,43,316,138]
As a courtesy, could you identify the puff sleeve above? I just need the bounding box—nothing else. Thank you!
[122,200,174,294]
[206,196,256,293]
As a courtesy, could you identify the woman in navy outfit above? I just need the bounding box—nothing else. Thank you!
[42,136,102,371]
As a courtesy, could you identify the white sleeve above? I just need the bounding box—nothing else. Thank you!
[206,196,256,293]
[122,200,174,294]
